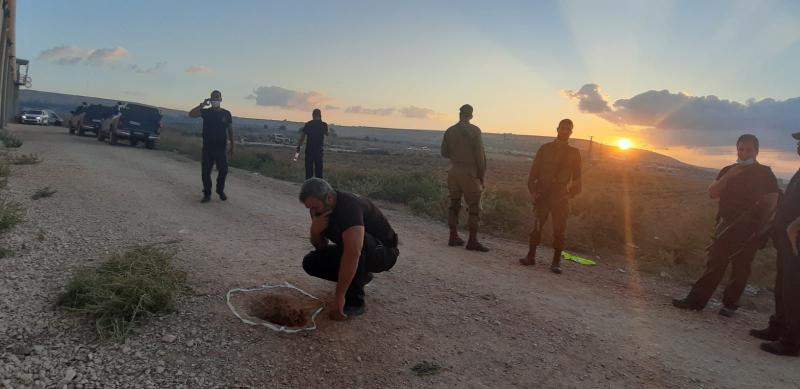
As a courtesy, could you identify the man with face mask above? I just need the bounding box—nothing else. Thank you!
[519,119,582,274]
[299,178,399,320]
[752,131,800,356]
[674,134,779,316]
[441,104,489,252]
[189,90,234,203]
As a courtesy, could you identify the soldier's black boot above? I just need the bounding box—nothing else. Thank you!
[760,341,800,357]
[550,250,562,274]
[750,326,782,342]
[448,228,465,247]
[466,230,490,252]
[519,245,537,266]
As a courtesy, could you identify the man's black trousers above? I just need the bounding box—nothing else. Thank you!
[201,147,228,196]
[303,232,398,308]
[305,151,323,180]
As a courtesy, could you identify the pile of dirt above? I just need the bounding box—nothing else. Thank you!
[246,292,311,328]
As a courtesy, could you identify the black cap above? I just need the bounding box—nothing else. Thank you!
[793,132,800,141]
[460,104,473,115]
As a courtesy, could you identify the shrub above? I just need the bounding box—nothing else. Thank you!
[58,246,187,340]
[0,131,23,148]
[0,199,24,232]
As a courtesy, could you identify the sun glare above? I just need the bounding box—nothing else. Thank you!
[617,138,633,151]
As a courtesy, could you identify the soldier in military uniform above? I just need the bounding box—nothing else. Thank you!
[441,104,489,252]
[753,131,800,357]
[519,119,582,274]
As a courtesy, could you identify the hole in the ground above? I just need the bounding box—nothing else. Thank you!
[247,293,309,328]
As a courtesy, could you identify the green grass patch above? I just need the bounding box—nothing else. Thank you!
[58,246,188,340]
[0,199,24,232]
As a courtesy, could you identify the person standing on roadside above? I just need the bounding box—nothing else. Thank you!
[189,90,234,203]
[296,109,329,179]
[673,134,779,317]
[753,131,800,357]
[519,119,582,274]
[441,104,489,252]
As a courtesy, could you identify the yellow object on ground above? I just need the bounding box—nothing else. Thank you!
[562,251,597,266]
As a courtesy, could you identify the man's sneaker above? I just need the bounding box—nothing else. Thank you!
[672,298,702,311]
[363,272,374,287]
[201,195,211,203]
[550,265,562,274]
[448,235,465,247]
[466,241,490,252]
[719,306,737,317]
[218,192,227,201]
[760,341,800,357]
[750,327,781,342]
[343,305,366,317]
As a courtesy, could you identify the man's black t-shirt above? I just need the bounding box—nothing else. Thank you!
[323,191,398,248]
[201,108,232,149]
[716,163,779,221]
[301,119,328,154]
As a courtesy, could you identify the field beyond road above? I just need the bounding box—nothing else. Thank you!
[1,124,798,388]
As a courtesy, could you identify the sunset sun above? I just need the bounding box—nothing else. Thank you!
[617,138,633,150]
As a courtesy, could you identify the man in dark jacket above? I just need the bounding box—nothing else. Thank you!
[752,131,800,356]
[297,109,329,179]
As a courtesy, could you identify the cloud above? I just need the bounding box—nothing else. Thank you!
[563,84,612,114]
[185,65,212,75]
[38,45,128,65]
[37,45,165,74]
[399,105,437,119]
[345,105,396,116]
[565,83,800,149]
[246,86,331,111]
[245,85,441,120]
[128,61,167,74]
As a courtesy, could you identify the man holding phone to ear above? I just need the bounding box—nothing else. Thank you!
[189,90,234,203]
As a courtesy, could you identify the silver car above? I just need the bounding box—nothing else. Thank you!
[19,109,50,126]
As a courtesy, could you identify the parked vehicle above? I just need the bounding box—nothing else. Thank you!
[68,103,88,135]
[76,104,115,136]
[19,109,50,126]
[44,109,63,126]
[97,103,162,149]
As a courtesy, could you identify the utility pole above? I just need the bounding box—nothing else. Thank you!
[587,136,593,164]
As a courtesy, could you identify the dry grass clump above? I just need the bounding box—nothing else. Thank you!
[0,131,22,148]
[58,246,187,340]
[0,199,24,232]
[9,153,41,165]
[31,187,57,200]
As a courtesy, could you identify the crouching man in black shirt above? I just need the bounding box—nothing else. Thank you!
[299,178,399,320]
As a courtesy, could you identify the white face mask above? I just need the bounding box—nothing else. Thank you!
[210,100,221,108]
[736,158,755,166]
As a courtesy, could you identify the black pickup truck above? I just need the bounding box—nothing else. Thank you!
[98,103,162,149]
[77,104,115,136]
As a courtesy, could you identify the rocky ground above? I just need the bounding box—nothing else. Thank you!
[1,124,798,388]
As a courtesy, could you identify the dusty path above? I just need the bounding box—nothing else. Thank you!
[1,124,797,388]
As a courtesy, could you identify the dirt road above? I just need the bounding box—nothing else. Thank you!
[1,124,797,388]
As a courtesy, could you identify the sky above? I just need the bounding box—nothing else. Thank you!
[16,0,800,177]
